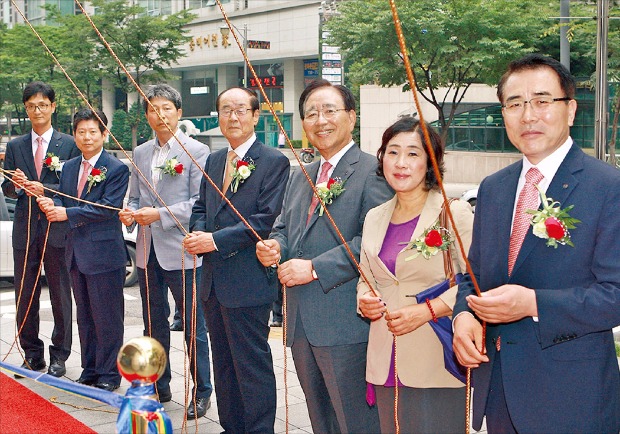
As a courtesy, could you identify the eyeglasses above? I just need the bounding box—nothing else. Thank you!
[25,103,52,113]
[304,108,348,124]
[219,107,251,118]
[502,96,571,116]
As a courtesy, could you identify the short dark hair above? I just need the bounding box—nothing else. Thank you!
[73,108,108,134]
[298,79,356,120]
[215,87,259,112]
[144,84,182,111]
[497,54,576,103]
[376,117,445,190]
[23,81,55,104]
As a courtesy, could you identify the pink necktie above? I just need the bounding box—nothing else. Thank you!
[34,136,44,179]
[508,167,544,275]
[77,161,91,198]
[307,161,333,224]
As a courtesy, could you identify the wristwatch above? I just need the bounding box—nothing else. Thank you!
[311,267,318,280]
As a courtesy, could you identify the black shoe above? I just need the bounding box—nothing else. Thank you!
[158,388,172,403]
[47,359,66,377]
[186,397,210,420]
[14,357,46,378]
[95,382,119,391]
[76,376,97,386]
[169,319,183,331]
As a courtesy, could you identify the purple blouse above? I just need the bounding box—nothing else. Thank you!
[367,216,419,404]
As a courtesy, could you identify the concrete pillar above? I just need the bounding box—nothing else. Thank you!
[283,58,304,141]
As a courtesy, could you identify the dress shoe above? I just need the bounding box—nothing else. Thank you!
[14,357,46,378]
[47,359,66,377]
[95,382,119,391]
[157,388,172,403]
[186,397,211,420]
[75,377,97,386]
[169,319,183,331]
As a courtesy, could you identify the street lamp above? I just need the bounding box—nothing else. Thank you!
[220,22,248,87]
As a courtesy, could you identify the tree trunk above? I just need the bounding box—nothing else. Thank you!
[131,125,138,152]
[608,90,619,168]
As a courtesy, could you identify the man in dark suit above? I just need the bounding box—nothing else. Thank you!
[256,79,392,433]
[38,108,129,391]
[2,81,79,377]
[184,87,290,433]
[119,84,212,417]
[453,54,620,433]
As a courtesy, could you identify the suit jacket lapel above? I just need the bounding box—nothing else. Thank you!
[82,151,109,199]
[512,146,582,275]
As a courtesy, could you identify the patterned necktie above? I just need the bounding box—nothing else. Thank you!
[34,136,44,179]
[77,160,91,198]
[508,167,544,275]
[222,150,237,193]
[307,161,333,224]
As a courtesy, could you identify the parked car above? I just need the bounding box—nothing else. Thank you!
[460,187,478,212]
[0,189,137,286]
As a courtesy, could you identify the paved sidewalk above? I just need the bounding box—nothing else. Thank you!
[0,315,312,433]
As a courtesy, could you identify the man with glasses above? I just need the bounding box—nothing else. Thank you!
[256,79,392,433]
[185,87,290,432]
[453,54,620,433]
[2,81,79,378]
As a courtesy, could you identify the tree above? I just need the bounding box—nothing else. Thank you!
[109,102,152,151]
[325,0,557,142]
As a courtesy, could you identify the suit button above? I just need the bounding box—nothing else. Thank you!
[394,280,399,286]
[215,225,220,229]
[297,251,303,257]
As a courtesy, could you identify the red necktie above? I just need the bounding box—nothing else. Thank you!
[77,161,91,198]
[307,161,332,224]
[34,136,44,179]
[508,167,544,275]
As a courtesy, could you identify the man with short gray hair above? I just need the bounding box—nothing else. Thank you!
[119,84,212,418]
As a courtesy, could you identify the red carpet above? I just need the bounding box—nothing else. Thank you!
[0,372,96,434]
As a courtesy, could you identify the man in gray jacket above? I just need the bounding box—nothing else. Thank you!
[257,79,392,433]
[119,84,212,419]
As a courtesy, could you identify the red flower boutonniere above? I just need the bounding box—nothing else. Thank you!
[527,186,580,248]
[315,177,345,216]
[43,152,62,173]
[157,156,184,178]
[230,157,256,193]
[403,222,453,260]
[86,167,107,193]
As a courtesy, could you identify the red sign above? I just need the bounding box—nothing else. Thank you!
[249,75,283,88]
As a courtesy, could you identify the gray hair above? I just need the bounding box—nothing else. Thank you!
[143,84,182,111]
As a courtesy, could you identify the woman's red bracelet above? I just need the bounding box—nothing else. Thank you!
[425,298,438,323]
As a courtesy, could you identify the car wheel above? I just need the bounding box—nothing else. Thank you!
[125,244,138,287]
[301,152,314,164]
[468,198,477,213]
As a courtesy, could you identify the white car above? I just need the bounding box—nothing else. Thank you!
[0,189,137,287]
[460,187,478,213]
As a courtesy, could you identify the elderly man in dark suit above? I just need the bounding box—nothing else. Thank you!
[38,108,129,391]
[2,81,80,378]
[184,87,290,433]
[453,54,620,433]
[256,79,392,433]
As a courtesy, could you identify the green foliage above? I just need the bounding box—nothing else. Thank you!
[109,103,151,151]
[616,341,620,358]
[290,140,303,148]
[325,0,561,137]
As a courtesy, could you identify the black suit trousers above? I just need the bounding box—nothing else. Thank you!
[14,218,72,361]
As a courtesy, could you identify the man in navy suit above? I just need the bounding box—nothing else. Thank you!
[2,81,80,378]
[184,87,289,433]
[256,79,391,433]
[38,108,129,391]
[453,54,620,433]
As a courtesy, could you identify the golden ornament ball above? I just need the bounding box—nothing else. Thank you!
[117,336,167,383]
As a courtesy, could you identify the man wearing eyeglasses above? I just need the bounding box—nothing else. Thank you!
[185,87,290,432]
[453,54,620,433]
[2,81,79,378]
[256,79,392,433]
